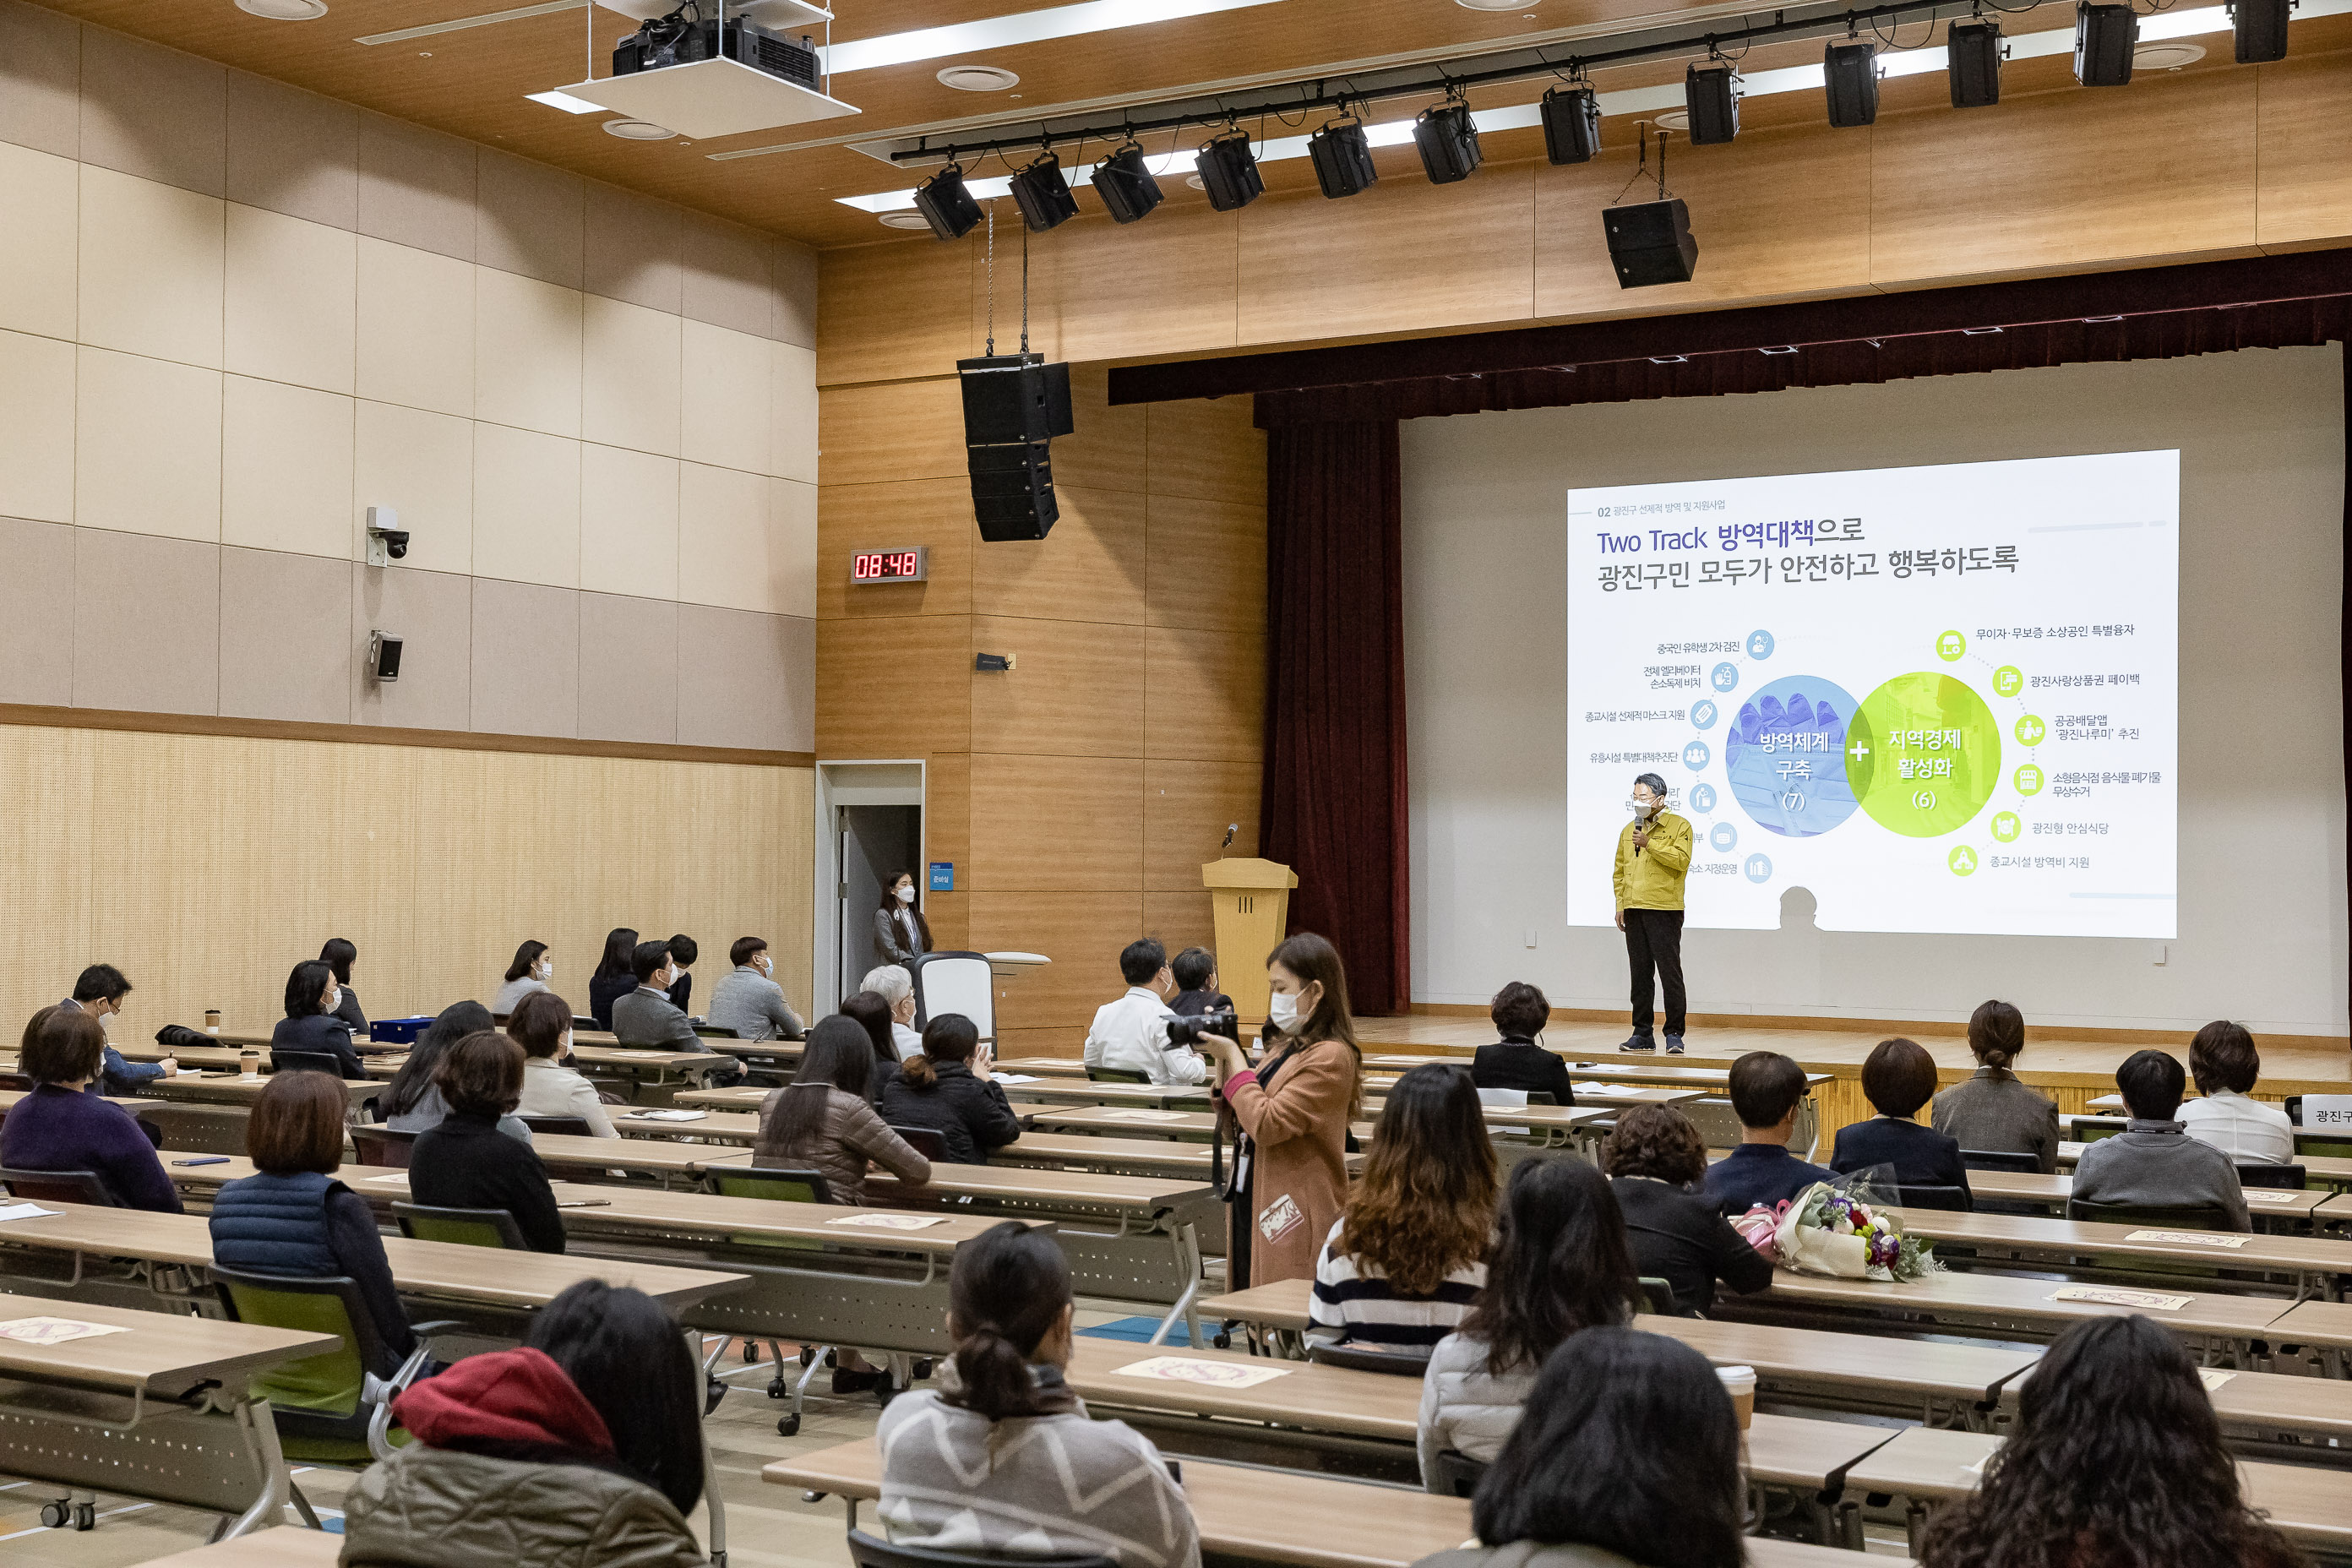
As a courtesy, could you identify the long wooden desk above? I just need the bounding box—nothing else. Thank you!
[615,1107,765,1142]
[0,1298,340,1538]
[1842,1424,2352,1556]
[767,1438,1900,1568]
[1970,1168,2338,1222]
[133,1075,382,1111]
[128,1527,340,1567]
[1889,1204,2352,1297]
[1025,1102,1607,1147]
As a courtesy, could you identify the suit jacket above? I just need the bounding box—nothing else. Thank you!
[1469,1040,1574,1102]
[1931,1070,2061,1173]
[1831,1116,1974,1200]
[270,1012,366,1079]
[873,906,927,967]
[1612,1173,1772,1315]
[610,985,703,1050]
[1701,1141,1837,1216]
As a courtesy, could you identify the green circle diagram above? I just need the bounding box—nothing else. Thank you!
[1991,811,2022,842]
[1850,672,2003,837]
[1994,666,2023,698]
[1948,845,1979,876]
[1936,630,1966,662]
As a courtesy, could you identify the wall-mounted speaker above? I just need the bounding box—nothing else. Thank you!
[1602,199,1700,289]
[2074,2,2139,84]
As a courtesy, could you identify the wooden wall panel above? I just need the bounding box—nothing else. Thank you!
[1146,395,1266,508]
[1054,368,1152,496]
[1145,759,1262,890]
[1143,889,1217,960]
[818,237,975,388]
[1237,165,1537,346]
[1870,71,2262,286]
[2257,52,2352,248]
[922,751,974,879]
[968,890,1145,1027]
[1146,493,1267,633]
[1534,123,1874,321]
[967,204,1241,367]
[816,478,977,621]
[817,616,974,755]
[1145,626,1266,762]
[818,379,970,487]
[970,753,1146,890]
[969,485,1151,625]
[970,616,1146,758]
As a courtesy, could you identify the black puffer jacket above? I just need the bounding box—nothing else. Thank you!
[878,1060,1022,1163]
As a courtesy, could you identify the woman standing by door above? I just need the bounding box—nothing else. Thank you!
[873,869,933,968]
[1195,933,1364,1288]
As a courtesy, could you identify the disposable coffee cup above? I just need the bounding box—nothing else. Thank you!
[204,1010,222,1033]
[238,1049,261,1081]
[1717,1364,1756,1429]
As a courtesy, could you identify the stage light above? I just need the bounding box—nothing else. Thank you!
[1308,116,1378,199]
[1009,150,1078,231]
[1090,141,1163,223]
[2074,2,2138,84]
[913,161,983,240]
[1603,199,1698,287]
[2230,0,2289,61]
[1538,83,1601,164]
[1684,59,1740,144]
[1946,17,2003,107]
[1413,96,1483,183]
[1823,40,1879,127]
[1195,127,1263,211]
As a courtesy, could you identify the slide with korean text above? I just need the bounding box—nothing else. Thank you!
[1565,449,2178,937]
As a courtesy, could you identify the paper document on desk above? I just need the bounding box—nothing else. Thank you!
[1583,1084,1653,1097]
[2242,1190,2300,1205]
[2050,1286,2191,1310]
[826,1213,949,1231]
[995,1074,1042,1084]
[0,1316,130,1346]
[2124,1230,2254,1249]
[1113,1356,1293,1389]
[633,1109,708,1121]
[1103,1109,1189,1123]
[2198,1368,2236,1391]
[0,1205,57,1224]
[364,1173,412,1187]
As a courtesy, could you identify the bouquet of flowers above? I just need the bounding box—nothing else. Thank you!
[1737,1179,1939,1282]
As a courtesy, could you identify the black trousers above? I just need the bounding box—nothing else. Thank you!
[1624,907,1686,1037]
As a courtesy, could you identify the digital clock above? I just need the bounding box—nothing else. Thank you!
[851,548,928,585]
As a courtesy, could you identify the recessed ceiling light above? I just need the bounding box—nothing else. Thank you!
[2132,40,2206,68]
[1653,109,1690,131]
[236,0,328,17]
[602,119,676,139]
[1184,173,1206,190]
[938,64,1020,90]
[879,211,932,228]
[1455,0,1526,12]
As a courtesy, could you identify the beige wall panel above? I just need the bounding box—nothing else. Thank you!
[681,318,773,475]
[579,443,681,601]
[580,294,683,459]
[1534,125,1873,319]
[971,615,1144,760]
[1146,493,1266,632]
[2257,51,2352,248]
[817,615,973,755]
[815,478,976,621]
[0,141,79,342]
[1145,624,1265,763]
[406,746,577,1015]
[966,890,1144,1027]
[1238,166,1535,345]
[78,164,223,371]
[1142,889,1217,963]
[817,236,973,388]
[222,375,355,559]
[992,1024,1081,1058]
[471,422,582,588]
[969,484,1148,627]
[818,378,967,487]
[969,753,1145,892]
[771,340,819,484]
[352,400,473,575]
[1051,367,1151,497]
[356,236,475,419]
[474,267,584,439]
[0,329,77,525]
[1145,759,1261,891]
[0,726,96,1035]
[1870,73,2261,286]
[676,460,776,611]
[1146,395,1266,508]
[75,346,221,542]
[966,204,1239,365]
[224,203,356,395]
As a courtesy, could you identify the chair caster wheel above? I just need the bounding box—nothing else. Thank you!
[39,1501,67,1529]
[74,1503,95,1531]
[1211,1331,1231,1350]
[743,1342,760,1364]
[800,1345,819,1368]
[705,1378,727,1416]
[777,1414,802,1436]
[768,1376,790,1400]
[876,1384,900,1408]
[912,1358,934,1380]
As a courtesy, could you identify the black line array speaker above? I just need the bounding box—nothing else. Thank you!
[1602,198,1700,289]
[959,354,1075,540]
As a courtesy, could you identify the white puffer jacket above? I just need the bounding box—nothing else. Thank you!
[1416,1332,1538,1491]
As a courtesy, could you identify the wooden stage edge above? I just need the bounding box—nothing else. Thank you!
[1407,1002,2350,1054]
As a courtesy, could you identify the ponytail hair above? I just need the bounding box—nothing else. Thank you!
[944,1222,1076,1421]
[901,1012,980,1091]
[1968,999,2026,1075]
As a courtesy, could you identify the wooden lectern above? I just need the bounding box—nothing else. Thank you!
[1201,858,1298,1027]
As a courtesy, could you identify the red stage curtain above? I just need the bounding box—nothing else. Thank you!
[1260,421,1411,1015]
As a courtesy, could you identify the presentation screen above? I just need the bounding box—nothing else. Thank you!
[1566,450,2178,938]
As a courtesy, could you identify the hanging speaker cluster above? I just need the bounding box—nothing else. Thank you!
[959,354,1075,542]
[1309,115,1380,198]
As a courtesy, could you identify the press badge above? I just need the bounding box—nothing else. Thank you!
[1257,1192,1304,1244]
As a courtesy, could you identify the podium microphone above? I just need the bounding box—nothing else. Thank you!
[1221,823,1238,851]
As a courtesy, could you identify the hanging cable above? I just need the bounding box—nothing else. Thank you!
[983,203,996,357]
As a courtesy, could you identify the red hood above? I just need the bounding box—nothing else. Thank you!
[391,1347,615,1458]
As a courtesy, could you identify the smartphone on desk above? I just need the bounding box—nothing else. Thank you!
[171,1157,231,1167]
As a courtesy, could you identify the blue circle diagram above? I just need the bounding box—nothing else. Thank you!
[1690,699,1719,731]
[1746,629,1775,660]
[1710,822,1738,852]
[1689,782,1718,813]
[1711,662,1740,694]
[1724,674,1861,839]
[1745,852,1774,883]
[1682,739,1711,770]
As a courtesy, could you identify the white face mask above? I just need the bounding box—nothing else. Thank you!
[1267,991,1305,1034]
[896,885,916,905]
[1631,797,1657,817]
[326,988,342,1014]
[533,960,551,982]
[755,955,773,977]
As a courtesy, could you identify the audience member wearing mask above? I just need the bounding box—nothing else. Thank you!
[492,940,553,1017]
[874,870,932,968]
[707,937,806,1043]
[1083,938,1206,1085]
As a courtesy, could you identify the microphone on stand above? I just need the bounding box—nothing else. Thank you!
[1220,823,1238,852]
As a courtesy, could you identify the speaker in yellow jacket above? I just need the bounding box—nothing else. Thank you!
[1614,771,1692,1054]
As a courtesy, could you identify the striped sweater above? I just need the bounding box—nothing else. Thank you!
[1306,1218,1486,1350]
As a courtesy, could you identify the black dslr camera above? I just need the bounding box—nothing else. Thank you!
[1165,1010,1238,1049]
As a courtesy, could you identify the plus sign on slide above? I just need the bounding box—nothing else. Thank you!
[1565,450,2178,939]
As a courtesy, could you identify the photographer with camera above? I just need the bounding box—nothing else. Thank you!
[1082,939,1208,1086]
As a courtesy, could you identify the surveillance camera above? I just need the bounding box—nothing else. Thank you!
[365,506,410,567]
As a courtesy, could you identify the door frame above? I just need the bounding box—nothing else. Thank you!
[814,760,928,1016]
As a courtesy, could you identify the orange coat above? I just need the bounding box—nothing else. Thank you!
[1222,1038,1359,1288]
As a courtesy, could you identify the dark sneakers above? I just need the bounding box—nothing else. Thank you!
[1620,1032,1657,1053]
[1665,1034,1686,1055]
